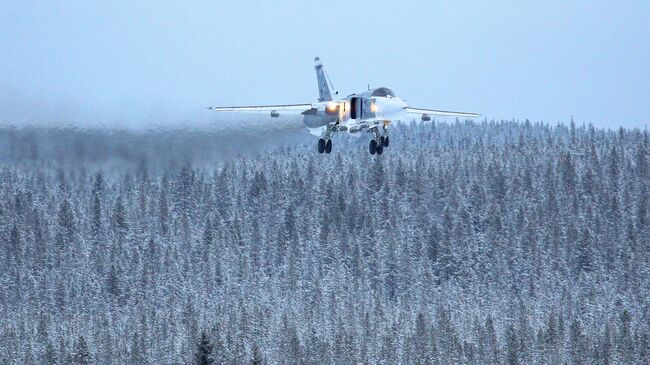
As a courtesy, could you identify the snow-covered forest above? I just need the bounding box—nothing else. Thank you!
[0,120,648,364]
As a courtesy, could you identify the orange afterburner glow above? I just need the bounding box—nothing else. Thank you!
[370,101,378,113]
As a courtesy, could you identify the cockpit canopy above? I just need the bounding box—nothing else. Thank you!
[370,87,395,98]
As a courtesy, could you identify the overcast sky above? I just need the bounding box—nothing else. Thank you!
[1,1,648,129]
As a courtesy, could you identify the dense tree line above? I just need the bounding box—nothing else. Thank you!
[0,120,648,364]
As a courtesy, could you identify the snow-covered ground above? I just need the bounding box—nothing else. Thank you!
[0,120,648,364]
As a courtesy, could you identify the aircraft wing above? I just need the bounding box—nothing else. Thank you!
[208,103,312,114]
[406,107,479,119]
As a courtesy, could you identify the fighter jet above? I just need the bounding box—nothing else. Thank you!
[209,57,478,155]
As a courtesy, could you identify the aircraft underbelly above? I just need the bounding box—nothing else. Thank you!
[306,117,387,136]
[302,114,335,129]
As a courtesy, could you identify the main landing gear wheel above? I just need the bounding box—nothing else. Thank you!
[376,143,384,155]
[318,139,326,154]
[379,136,385,147]
[383,136,389,147]
[369,139,377,155]
[325,139,332,153]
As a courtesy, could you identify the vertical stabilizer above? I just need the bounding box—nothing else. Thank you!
[314,57,334,102]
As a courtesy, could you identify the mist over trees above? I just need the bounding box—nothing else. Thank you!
[0,120,648,364]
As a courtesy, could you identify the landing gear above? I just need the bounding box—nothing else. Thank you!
[318,138,333,154]
[368,127,388,155]
[381,123,390,147]
[376,143,384,155]
[369,139,384,155]
[317,124,335,154]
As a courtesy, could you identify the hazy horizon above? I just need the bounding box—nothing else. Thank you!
[1,1,648,129]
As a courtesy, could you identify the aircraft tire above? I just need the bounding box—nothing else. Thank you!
[379,136,385,147]
[318,139,325,153]
[369,139,377,155]
[383,137,389,147]
[376,144,384,155]
[325,139,332,153]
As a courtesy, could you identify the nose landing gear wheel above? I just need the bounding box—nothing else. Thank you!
[369,139,377,155]
[318,139,325,153]
[383,136,389,147]
[325,139,332,153]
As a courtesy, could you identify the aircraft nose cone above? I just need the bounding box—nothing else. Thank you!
[396,98,407,110]
[375,97,407,120]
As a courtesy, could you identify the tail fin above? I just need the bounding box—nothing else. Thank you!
[314,57,335,102]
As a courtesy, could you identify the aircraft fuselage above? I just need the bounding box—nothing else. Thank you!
[302,87,408,135]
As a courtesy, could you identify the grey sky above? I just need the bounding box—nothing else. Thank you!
[1,1,648,129]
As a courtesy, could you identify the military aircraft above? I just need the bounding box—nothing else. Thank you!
[209,57,478,155]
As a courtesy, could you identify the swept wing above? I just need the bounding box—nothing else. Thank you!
[406,107,479,118]
[208,104,311,114]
